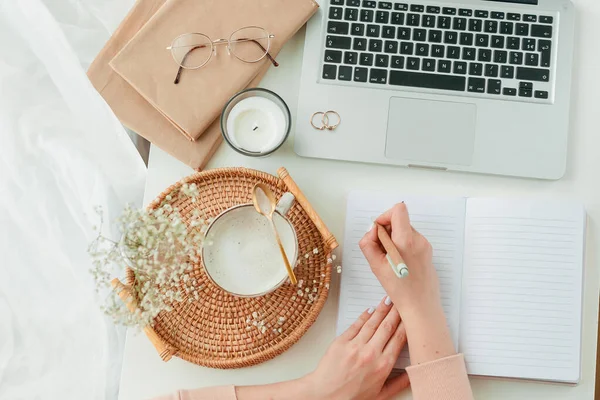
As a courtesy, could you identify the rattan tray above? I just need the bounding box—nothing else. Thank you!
[113,167,338,369]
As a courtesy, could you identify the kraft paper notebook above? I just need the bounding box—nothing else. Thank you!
[110,0,318,141]
[338,191,586,384]
[87,0,297,169]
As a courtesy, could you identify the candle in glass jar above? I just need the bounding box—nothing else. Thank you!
[226,97,287,153]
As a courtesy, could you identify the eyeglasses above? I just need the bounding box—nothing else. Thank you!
[166,26,279,84]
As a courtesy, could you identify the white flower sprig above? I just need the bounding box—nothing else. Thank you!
[89,183,206,329]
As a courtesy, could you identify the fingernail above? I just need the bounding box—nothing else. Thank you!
[367,307,375,314]
[384,296,392,306]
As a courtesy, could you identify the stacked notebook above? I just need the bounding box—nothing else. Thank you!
[339,191,586,384]
[88,0,318,169]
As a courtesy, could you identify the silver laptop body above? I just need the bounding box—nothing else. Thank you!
[295,0,575,179]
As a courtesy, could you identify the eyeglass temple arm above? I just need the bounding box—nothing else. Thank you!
[173,39,278,85]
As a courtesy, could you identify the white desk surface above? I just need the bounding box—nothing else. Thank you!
[119,4,600,398]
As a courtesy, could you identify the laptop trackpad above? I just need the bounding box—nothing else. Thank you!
[385,97,476,166]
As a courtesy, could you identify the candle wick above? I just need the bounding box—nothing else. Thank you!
[253,126,258,131]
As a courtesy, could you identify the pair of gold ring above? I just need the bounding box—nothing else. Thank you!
[310,111,341,131]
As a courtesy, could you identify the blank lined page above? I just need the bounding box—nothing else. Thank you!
[461,198,585,383]
[338,192,466,368]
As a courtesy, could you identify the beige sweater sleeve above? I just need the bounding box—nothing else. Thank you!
[151,354,473,400]
[406,354,474,400]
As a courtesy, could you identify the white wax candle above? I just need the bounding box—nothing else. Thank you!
[226,97,287,153]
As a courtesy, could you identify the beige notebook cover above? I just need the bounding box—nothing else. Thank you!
[87,0,274,169]
[110,0,318,141]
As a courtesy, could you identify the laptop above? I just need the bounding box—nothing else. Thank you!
[295,0,575,179]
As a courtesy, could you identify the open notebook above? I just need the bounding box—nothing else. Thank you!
[338,191,586,384]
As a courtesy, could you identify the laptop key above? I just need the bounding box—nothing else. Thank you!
[360,9,375,22]
[443,7,457,15]
[410,4,424,12]
[413,29,427,41]
[494,50,507,63]
[519,87,532,97]
[376,11,390,23]
[390,70,466,91]
[459,9,472,17]
[484,64,499,77]
[391,56,405,68]
[338,65,352,80]
[347,0,360,6]
[485,20,498,33]
[353,67,368,82]
[344,51,358,64]
[491,11,505,19]
[327,35,352,49]
[407,57,420,70]
[510,51,523,65]
[423,15,436,27]
[331,0,344,4]
[345,8,359,21]
[503,87,517,96]
[379,1,392,9]
[467,77,485,93]
[460,32,474,46]
[491,35,504,48]
[531,24,553,38]
[462,47,476,60]
[507,37,520,50]
[475,34,489,47]
[453,17,467,30]
[375,54,389,67]
[392,12,405,25]
[353,37,367,50]
[453,61,467,74]
[323,64,337,79]
[475,10,488,18]
[363,0,377,7]
[500,21,514,35]
[487,79,502,94]
[535,90,549,99]
[444,31,458,44]
[360,53,373,65]
[469,19,482,32]
[507,13,521,21]
[416,43,429,56]
[501,65,514,78]
[478,49,492,62]
[539,40,552,67]
[351,23,365,36]
[469,62,483,76]
[400,42,414,55]
[517,67,550,82]
[438,16,451,29]
[325,50,343,63]
[397,27,411,40]
[369,39,383,52]
[447,46,460,59]
[423,58,436,71]
[384,40,399,53]
[328,21,349,35]
[394,3,408,11]
[540,16,553,24]
[432,44,445,58]
[525,53,539,66]
[407,13,420,26]
[429,30,443,43]
[382,26,395,38]
[523,38,536,51]
[437,60,451,73]
[330,7,343,20]
[515,23,529,36]
[366,25,381,37]
[427,6,440,13]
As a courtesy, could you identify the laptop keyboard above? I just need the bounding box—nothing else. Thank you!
[322,1,555,101]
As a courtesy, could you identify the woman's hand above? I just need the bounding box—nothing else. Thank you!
[305,296,410,400]
[359,203,456,365]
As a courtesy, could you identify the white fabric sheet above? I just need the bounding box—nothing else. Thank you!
[0,0,145,399]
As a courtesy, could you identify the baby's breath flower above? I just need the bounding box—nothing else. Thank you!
[332,255,337,261]
[313,248,319,254]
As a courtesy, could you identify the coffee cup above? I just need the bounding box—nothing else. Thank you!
[201,193,298,297]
